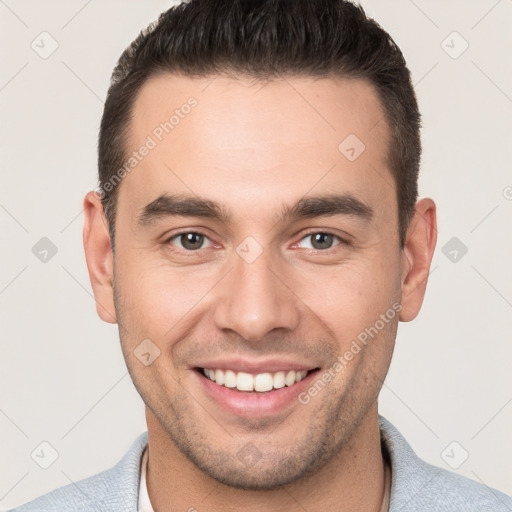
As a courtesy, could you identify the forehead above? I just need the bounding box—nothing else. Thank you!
[120,73,392,221]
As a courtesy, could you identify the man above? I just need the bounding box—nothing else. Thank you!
[12,0,511,511]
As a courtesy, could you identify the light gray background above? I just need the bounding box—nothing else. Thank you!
[1,0,511,509]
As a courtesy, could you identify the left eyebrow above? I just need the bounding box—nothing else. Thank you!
[277,193,374,224]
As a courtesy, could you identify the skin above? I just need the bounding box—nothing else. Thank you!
[83,74,437,511]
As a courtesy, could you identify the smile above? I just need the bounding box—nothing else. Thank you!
[200,368,310,392]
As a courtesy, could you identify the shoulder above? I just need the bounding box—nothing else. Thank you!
[9,432,148,512]
[379,416,512,512]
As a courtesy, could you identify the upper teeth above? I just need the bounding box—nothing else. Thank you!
[202,368,308,392]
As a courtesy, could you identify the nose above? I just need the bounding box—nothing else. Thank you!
[213,245,300,342]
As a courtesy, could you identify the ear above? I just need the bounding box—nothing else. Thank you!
[83,191,117,324]
[399,198,437,322]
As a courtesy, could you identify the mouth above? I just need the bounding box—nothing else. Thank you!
[196,367,317,393]
[192,365,321,418]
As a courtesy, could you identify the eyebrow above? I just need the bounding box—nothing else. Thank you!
[279,193,373,223]
[138,194,230,226]
[137,192,374,227]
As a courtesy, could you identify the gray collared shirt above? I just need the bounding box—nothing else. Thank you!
[11,416,512,511]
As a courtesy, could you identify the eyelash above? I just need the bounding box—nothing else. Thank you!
[297,229,350,250]
[164,230,349,254]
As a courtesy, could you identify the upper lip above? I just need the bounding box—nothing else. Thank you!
[193,358,318,374]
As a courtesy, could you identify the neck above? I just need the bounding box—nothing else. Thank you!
[145,404,386,512]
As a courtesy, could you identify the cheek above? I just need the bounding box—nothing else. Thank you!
[291,256,401,344]
[114,254,217,341]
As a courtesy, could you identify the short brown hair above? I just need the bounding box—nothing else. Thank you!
[98,0,421,250]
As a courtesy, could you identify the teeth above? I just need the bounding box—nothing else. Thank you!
[273,371,285,389]
[285,370,296,386]
[214,369,224,385]
[254,373,273,392]
[202,368,309,392]
[224,370,237,388]
[237,372,254,391]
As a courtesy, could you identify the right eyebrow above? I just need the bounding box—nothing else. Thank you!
[137,194,231,227]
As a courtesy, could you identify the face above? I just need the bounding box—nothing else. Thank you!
[87,74,421,489]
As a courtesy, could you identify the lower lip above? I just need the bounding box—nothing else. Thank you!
[193,369,319,418]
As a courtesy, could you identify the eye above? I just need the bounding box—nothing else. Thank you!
[297,232,344,251]
[167,232,213,251]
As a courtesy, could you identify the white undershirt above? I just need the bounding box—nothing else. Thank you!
[138,447,155,512]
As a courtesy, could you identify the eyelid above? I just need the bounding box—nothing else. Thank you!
[293,230,349,250]
[164,230,216,252]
